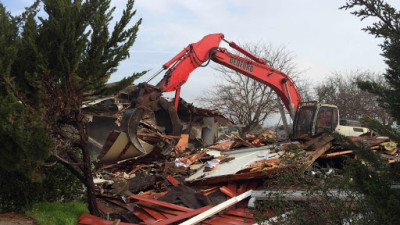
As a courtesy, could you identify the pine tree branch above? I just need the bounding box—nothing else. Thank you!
[55,154,84,166]
[2,76,27,107]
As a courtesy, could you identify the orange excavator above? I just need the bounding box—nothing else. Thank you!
[121,33,365,153]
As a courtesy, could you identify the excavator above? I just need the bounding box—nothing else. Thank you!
[121,33,367,153]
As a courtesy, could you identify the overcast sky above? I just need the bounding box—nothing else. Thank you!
[3,0,399,125]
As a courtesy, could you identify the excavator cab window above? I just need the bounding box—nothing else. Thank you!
[293,105,315,137]
[315,106,338,134]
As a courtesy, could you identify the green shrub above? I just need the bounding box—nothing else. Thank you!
[26,201,88,225]
[0,163,84,213]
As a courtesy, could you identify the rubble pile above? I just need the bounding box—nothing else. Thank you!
[83,129,283,225]
[78,86,399,224]
[78,128,400,224]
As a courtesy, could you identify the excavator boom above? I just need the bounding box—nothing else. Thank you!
[156,33,302,117]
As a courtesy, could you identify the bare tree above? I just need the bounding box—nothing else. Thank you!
[199,43,309,135]
[315,71,394,125]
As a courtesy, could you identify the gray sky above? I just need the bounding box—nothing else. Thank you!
[4,0,399,125]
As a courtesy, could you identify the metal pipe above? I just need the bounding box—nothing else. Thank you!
[146,67,164,83]
[284,80,295,119]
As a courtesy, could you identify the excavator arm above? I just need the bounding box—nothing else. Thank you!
[210,47,302,117]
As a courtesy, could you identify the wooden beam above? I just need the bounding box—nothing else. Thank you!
[320,150,353,158]
[130,195,193,212]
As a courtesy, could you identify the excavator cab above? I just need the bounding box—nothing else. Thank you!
[293,102,339,138]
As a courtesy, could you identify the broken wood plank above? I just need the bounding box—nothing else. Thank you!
[137,202,183,216]
[303,133,334,150]
[128,164,145,175]
[234,135,255,147]
[131,207,156,224]
[175,134,189,153]
[199,186,220,196]
[166,175,180,187]
[140,206,167,221]
[237,184,247,195]
[379,153,400,163]
[349,136,389,147]
[152,206,212,225]
[320,150,353,158]
[227,182,237,196]
[305,142,332,167]
[129,195,193,212]
[209,141,236,151]
[219,186,236,198]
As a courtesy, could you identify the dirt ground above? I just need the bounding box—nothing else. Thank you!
[0,213,37,225]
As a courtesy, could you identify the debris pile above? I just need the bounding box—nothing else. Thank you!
[78,86,399,224]
[81,129,285,224]
[320,135,399,163]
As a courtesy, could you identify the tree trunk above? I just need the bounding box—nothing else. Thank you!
[76,111,100,216]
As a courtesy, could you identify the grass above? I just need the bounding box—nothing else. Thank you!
[25,201,88,225]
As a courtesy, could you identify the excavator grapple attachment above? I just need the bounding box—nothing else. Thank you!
[120,107,148,154]
[120,93,183,154]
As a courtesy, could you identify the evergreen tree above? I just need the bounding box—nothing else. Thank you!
[0,3,51,180]
[1,0,145,215]
[341,0,400,124]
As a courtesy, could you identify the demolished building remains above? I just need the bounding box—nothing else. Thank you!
[76,84,400,225]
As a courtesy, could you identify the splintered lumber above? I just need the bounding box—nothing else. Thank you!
[128,164,145,175]
[210,140,236,151]
[166,175,181,187]
[179,190,252,225]
[152,206,212,225]
[379,153,400,163]
[305,142,332,167]
[220,186,236,198]
[140,206,168,221]
[132,207,157,224]
[175,134,189,153]
[302,133,334,150]
[129,195,193,212]
[349,136,389,146]
[233,135,255,147]
[320,150,353,158]
[199,186,220,196]
[227,182,237,195]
